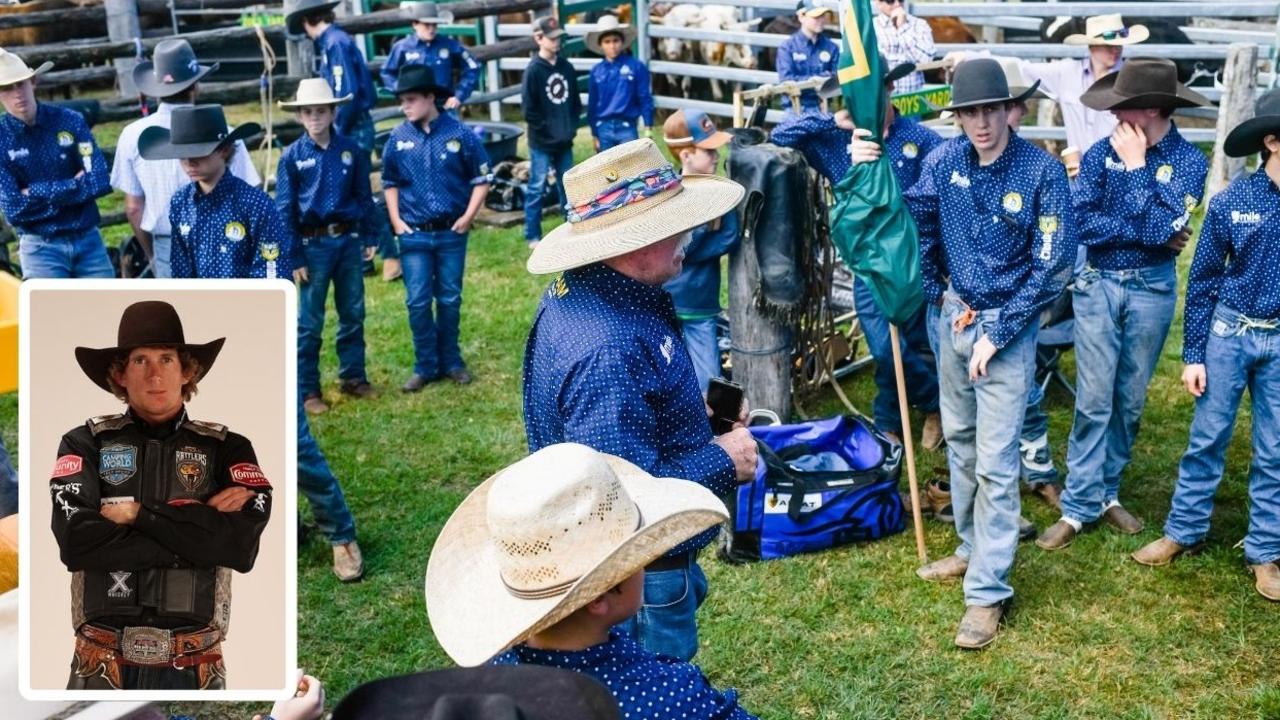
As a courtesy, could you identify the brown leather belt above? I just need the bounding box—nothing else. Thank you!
[78,623,222,667]
[646,550,695,573]
[301,221,354,238]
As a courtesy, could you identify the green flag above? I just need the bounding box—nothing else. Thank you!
[829,0,923,325]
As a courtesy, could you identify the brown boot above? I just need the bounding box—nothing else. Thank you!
[926,478,954,523]
[920,412,944,451]
[1036,519,1077,551]
[1018,516,1037,542]
[954,599,1009,650]
[1032,483,1062,509]
[916,554,968,582]
[303,393,329,415]
[1132,536,1196,567]
[333,541,365,582]
[1251,562,1280,601]
[1102,504,1144,535]
[382,257,403,282]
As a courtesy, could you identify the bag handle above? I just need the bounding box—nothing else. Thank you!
[757,441,881,522]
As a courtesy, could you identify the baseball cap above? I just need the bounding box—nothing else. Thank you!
[663,109,732,151]
[533,15,565,38]
[796,0,834,18]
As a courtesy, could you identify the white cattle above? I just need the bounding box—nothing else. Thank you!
[696,5,760,101]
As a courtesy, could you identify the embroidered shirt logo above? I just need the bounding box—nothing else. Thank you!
[446,139,461,153]
[438,48,449,59]
[7,148,28,161]
[396,140,416,151]
[341,150,353,166]
[1105,156,1127,172]
[659,335,675,365]
[57,131,74,147]
[253,493,268,512]
[260,242,281,261]
[78,141,93,157]
[108,571,132,598]
[99,444,137,486]
[1038,215,1058,261]
[179,223,192,236]
[949,170,970,188]
[295,158,317,170]
[1231,210,1262,224]
[224,221,247,241]
[901,142,918,159]
[1002,192,1023,213]
[1156,164,1174,184]
[1184,194,1197,211]
[818,50,831,63]
[174,446,208,492]
[406,52,421,61]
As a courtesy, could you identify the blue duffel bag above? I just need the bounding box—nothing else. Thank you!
[720,414,905,562]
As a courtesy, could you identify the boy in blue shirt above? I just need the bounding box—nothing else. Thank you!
[379,0,480,108]
[585,16,653,152]
[777,0,839,111]
[286,0,378,151]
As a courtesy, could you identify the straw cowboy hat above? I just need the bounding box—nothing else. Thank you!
[584,14,636,56]
[138,104,261,161]
[424,443,729,667]
[402,0,454,25]
[1063,14,1149,46]
[938,58,1041,112]
[331,666,620,720]
[279,77,352,107]
[0,48,51,88]
[284,0,341,37]
[75,301,225,395]
[133,38,218,98]
[526,138,744,274]
[1224,88,1280,158]
[1080,58,1209,111]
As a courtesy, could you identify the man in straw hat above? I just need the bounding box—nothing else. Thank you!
[777,0,839,112]
[522,138,757,661]
[140,104,293,280]
[426,442,758,718]
[585,14,652,152]
[380,1,480,109]
[383,65,491,391]
[1036,58,1210,552]
[0,48,113,279]
[51,301,272,689]
[1129,89,1280,600]
[111,38,261,279]
[876,58,1074,648]
[522,15,582,250]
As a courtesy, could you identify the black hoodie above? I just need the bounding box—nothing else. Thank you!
[521,53,583,151]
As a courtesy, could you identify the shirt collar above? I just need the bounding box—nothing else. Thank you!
[1148,122,1183,156]
[570,263,672,311]
[125,406,188,438]
[966,131,1021,172]
[196,173,238,200]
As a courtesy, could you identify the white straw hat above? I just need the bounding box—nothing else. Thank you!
[527,138,744,274]
[1063,14,1149,46]
[0,48,51,88]
[279,77,353,107]
[424,443,729,667]
[583,14,637,56]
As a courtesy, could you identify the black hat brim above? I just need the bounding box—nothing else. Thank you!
[938,79,1042,112]
[137,122,261,161]
[75,338,225,394]
[885,61,916,87]
[395,79,452,99]
[1080,72,1211,111]
[1224,114,1280,158]
[132,60,219,99]
[285,0,340,36]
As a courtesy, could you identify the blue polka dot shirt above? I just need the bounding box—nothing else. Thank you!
[905,132,1076,348]
[0,103,110,236]
[776,31,839,111]
[315,25,377,136]
[275,131,379,246]
[523,264,737,557]
[379,34,481,101]
[770,111,943,191]
[493,631,758,720]
[169,173,295,279]
[1183,169,1280,363]
[381,113,491,226]
[1075,123,1207,271]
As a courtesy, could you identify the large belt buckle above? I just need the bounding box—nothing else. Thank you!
[326,223,345,237]
[121,626,172,665]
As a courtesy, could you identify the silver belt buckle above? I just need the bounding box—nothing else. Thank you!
[121,626,172,665]
[327,223,345,237]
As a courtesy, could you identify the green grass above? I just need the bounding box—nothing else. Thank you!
[18,107,1273,717]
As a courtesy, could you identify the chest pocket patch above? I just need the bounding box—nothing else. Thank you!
[99,444,137,486]
[175,446,208,493]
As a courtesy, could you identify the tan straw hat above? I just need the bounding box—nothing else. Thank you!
[584,14,637,56]
[0,48,51,88]
[424,443,729,667]
[279,77,353,107]
[526,138,744,274]
[1063,14,1149,46]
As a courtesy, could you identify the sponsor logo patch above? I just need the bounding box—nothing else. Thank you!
[396,140,416,151]
[1039,215,1058,261]
[7,148,29,161]
[1002,191,1023,213]
[51,454,82,479]
[167,498,202,506]
[260,242,281,261]
[99,444,137,486]
[438,48,449,59]
[174,446,208,492]
[901,142,918,159]
[108,571,132,598]
[446,139,461,153]
[224,221,246,241]
[179,223,192,236]
[52,481,82,520]
[253,493,268,512]
[550,274,569,298]
[406,52,421,61]
[818,50,831,63]
[1156,164,1173,184]
[1105,156,1127,172]
[1232,209,1262,224]
[341,150,353,166]
[230,462,270,488]
[949,170,970,188]
[295,158,317,170]
[57,131,74,147]
[659,335,675,365]
[78,141,93,157]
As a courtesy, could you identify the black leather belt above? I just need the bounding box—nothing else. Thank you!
[301,221,353,238]
[646,550,695,572]
[405,219,454,233]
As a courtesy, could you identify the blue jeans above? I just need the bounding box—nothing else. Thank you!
[1061,262,1176,524]
[938,292,1036,607]
[298,233,368,397]
[681,316,720,393]
[855,277,938,433]
[400,230,467,378]
[1164,305,1280,565]
[616,560,708,661]
[347,114,397,261]
[297,395,356,544]
[18,227,114,279]
[151,233,172,278]
[524,146,575,242]
[595,118,638,151]
[0,435,16,519]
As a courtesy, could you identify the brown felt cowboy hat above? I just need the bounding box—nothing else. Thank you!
[1081,58,1209,111]
[75,301,225,394]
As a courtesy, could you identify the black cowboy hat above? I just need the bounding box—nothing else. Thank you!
[330,666,620,720]
[394,64,451,98]
[1224,88,1280,158]
[819,56,913,100]
[938,58,1041,112]
[75,301,225,395]
[284,0,341,37]
[137,104,261,161]
[132,39,219,99]
[1080,58,1209,111]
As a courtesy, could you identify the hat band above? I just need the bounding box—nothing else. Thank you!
[565,166,682,224]
[497,506,644,600]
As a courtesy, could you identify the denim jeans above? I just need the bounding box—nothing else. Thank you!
[151,233,172,278]
[615,560,708,661]
[297,394,356,544]
[298,233,368,397]
[0,434,16,519]
[681,316,720,393]
[400,230,467,378]
[524,146,575,242]
[855,277,938,434]
[1164,305,1280,565]
[937,292,1036,606]
[595,118,638,151]
[1061,261,1176,524]
[19,227,114,279]
[346,114,397,261]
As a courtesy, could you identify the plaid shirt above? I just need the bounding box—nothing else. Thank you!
[873,13,935,93]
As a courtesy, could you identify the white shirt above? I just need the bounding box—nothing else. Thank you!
[110,102,262,236]
[1016,57,1121,154]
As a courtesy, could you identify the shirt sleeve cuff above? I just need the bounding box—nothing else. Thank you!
[691,443,739,497]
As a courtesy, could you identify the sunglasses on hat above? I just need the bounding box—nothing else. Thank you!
[1097,28,1130,40]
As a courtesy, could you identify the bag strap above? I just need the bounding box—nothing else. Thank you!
[757,441,883,522]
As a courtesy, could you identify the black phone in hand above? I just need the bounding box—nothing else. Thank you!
[707,378,744,436]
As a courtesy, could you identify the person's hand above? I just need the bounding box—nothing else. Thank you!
[714,427,759,484]
[704,395,751,429]
[1165,227,1192,254]
[254,670,324,720]
[293,267,309,284]
[1111,122,1148,171]
[19,188,27,196]
[75,170,85,179]
[452,215,474,234]
[444,96,462,111]
[968,335,998,380]
[849,127,881,165]
[391,219,412,236]
[100,501,140,525]
[891,5,908,27]
[1182,363,1207,397]
[208,486,256,513]
[833,109,854,131]
[942,51,967,68]
[363,245,377,261]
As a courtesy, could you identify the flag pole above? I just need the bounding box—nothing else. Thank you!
[890,323,928,563]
